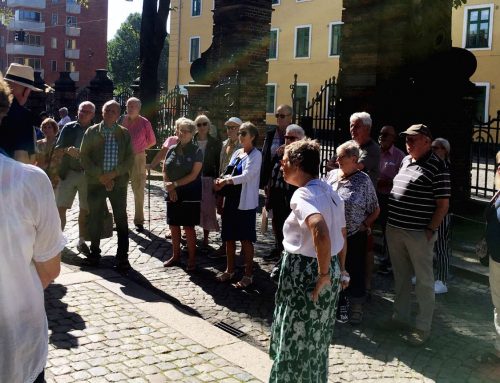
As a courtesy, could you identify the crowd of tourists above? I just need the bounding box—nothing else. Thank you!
[1,63,500,383]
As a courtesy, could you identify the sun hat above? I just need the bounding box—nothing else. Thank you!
[4,63,43,92]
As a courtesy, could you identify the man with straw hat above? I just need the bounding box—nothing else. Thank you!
[0,63,43,164]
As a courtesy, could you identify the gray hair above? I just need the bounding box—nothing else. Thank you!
[277,104,293,115]
[59,107,68,116]
[336,140,361,158]
[194,114,211,130]
[102,99,120,112]
[286,124,305,139]
[126,97,141,107]
[432,137,451,161]
[286,138,320,178]
[350,111,372,130]
[79,101,95,113]
[176,117,196,133]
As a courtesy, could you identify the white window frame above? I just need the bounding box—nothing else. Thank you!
[294,24,312,59]
[474,82,490,122]
[51,37,57,49]
[462,3,494,51]
[272,0,281,6]
[296,0,311,3]
[328,21,342,57]
[269,28,279,60]
[189,36,201,63]
[266,83,277,114]
[191,0,202,18]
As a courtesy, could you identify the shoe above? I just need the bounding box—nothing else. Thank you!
[115,259,132,272]
[234,275,253,289]
[405,329,430,346]
[76,242,91,256]
[434,280,448,294]
[163,257,181,267]
[349,303,363,325]
[135,224,144,233]
[377,264,392,275]
[411,276,416,285]
[216,271,235,282]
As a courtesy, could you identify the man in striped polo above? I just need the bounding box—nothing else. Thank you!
[386,124,450,346]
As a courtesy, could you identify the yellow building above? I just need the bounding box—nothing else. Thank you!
[168,0,500,124]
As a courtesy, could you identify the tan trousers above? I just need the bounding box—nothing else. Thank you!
[130,152,146,225]
[387,225,437,332]
[490,258,500,353]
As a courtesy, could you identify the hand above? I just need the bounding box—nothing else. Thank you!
[340,271,350,290]
[99,171,116,185]
[311,275,331,303]
[165,181,176,192]
[213,178,226,191]
[66,146,80,159]
[425,228,434,241]
[104,179,114,191]
[169,189,178,202]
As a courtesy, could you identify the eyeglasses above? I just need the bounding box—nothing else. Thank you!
[196,122,209,127]
[284,135,298,141]
[226,125,239,130]
[238,131,248,137]
[179,129,192,134]
[275,113,290,119]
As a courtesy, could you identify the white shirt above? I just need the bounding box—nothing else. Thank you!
[283,179,346,258]
[0,155,66,383]
[230,148,262,210]
[58,115,71,128]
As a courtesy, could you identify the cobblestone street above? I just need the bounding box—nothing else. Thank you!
[47,181,500,382]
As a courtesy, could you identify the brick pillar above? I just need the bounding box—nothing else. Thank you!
[54,72,77,120]
[88,69,114,122]
[26,71,47,119]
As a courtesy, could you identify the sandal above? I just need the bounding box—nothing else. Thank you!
[216,271,235,282]
[234,275,253,289]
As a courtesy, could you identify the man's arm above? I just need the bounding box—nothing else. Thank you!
[34,254,61,289]
[426,198,449,239]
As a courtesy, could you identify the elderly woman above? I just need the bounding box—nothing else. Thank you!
[194,115,222,249]
[269,139,347,382]
[36,117,62,189]
[214,122,262,288]
[325,141,379,325]
[163,117,203,271]
[431,138,451,294]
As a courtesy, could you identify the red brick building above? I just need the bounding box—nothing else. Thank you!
[0,0,107,89]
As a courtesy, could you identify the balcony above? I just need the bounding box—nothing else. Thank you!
[65,48,80,59]
[69,72,79,82]
[8,20,45,33]
[65,25,81,37]
[66,3,81,14]
[6,43,44,56]
[7,0,46,9]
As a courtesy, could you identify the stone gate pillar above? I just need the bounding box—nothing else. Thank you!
[54,72,77,120]
[26,71,47,119]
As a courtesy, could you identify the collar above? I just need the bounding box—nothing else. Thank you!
[98,121,119,133]
[410,150,433,164]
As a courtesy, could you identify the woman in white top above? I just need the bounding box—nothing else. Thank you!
[214,122,262,288]
[269,139,348,383]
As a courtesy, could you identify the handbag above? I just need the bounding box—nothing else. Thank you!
[336,290,350,323]
[218,157,243,198]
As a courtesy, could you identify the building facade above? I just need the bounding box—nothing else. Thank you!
[168,0,500,124]
[0,0,108,88]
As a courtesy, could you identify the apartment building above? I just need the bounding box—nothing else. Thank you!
[168,0,500,124]
[0,0,107,88]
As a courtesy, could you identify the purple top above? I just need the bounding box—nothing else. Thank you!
[377,145,405,195]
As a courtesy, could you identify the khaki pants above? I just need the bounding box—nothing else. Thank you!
[130,152,146,225]
[387,225,437,332]
[490,258,500,353]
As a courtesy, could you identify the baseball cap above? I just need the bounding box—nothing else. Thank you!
[399,124,432,139]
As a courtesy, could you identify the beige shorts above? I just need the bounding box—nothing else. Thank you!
[55,169,89,211]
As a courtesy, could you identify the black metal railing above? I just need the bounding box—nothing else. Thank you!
[156,86,192,143]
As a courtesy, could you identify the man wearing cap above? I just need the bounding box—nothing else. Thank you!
[385,123,450,346]
[0,63,42,164]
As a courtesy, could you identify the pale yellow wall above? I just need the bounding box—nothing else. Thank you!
[452,1,500,120]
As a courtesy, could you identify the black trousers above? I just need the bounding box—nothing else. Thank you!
[346,230,368,301]
[269,187,291,251]
[87,183,129,259]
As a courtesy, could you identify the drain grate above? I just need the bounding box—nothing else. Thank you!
[214,321,246,338]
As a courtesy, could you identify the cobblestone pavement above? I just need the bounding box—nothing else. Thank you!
[53,181,500,382]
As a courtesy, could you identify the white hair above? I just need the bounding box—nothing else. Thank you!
[350,111,372,129]
[286,124,305,139]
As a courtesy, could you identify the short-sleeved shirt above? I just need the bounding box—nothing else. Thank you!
[0,155,66,383]
[0,98,36,158]
[388,151,451,231]
[283,179,346,258]
[121,115,156,154]
[325,169,379,236]
[55,121,87,171]
[350,138,380,186]
[378,144,406,195]
[162,135,179,150]
[165,141,203,201]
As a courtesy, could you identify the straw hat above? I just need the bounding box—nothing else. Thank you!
[4,63,43,92]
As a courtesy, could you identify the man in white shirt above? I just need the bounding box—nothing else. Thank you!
[58,107,71,128]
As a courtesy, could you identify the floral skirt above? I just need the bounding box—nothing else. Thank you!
[269,252,340,383]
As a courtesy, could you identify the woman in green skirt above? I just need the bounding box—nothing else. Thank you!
[269,139,349,383]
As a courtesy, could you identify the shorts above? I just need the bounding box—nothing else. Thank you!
[56,169,89,211]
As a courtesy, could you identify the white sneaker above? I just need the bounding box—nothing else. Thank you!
[434,280,448,294]
[411,276,416,285]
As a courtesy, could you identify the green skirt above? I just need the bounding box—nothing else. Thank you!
[269,252,340,383]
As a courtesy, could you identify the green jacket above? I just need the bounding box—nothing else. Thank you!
[80,122,134,186]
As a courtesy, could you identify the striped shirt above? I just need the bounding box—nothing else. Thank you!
[388,151,450,231]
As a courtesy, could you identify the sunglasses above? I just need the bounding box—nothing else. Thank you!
[196,122,209,127]
[284,135,298,141]
[226,125,239,130]
[238,131,249,137]
[275,113,290,119]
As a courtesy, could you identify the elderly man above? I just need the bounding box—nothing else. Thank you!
[349,112,380,185]
[0,74,65,383]
[376,125,405,275]
[80,100,134,271]
[58,107,71,128]
[386,124,450,346]
[54,101,96,255]
[121,97,156,232]
[0,63,42,163]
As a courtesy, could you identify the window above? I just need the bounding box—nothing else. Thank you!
[294,84,309,113]
[66,16,77,27]
[189,36,200,63]
[65,61,75,72]
[464,5,494,49]
[51,60,57,72]
[66,39,76,49]
[25,34,41,46]
[15,57,41,69]
[18,10,41,22]
[266,84,276,114]
[295,25,311,58]
[272,0,280,5]
[473,82,490,122]
[269,28,279,60]
[51,37,57,49]
[52,13,58,26]
[192,0,201,17]
[329,22,342,56]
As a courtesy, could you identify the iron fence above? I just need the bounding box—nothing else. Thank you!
[156,86,192,143]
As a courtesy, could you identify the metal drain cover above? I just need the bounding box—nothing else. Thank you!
[214,321,246,338]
